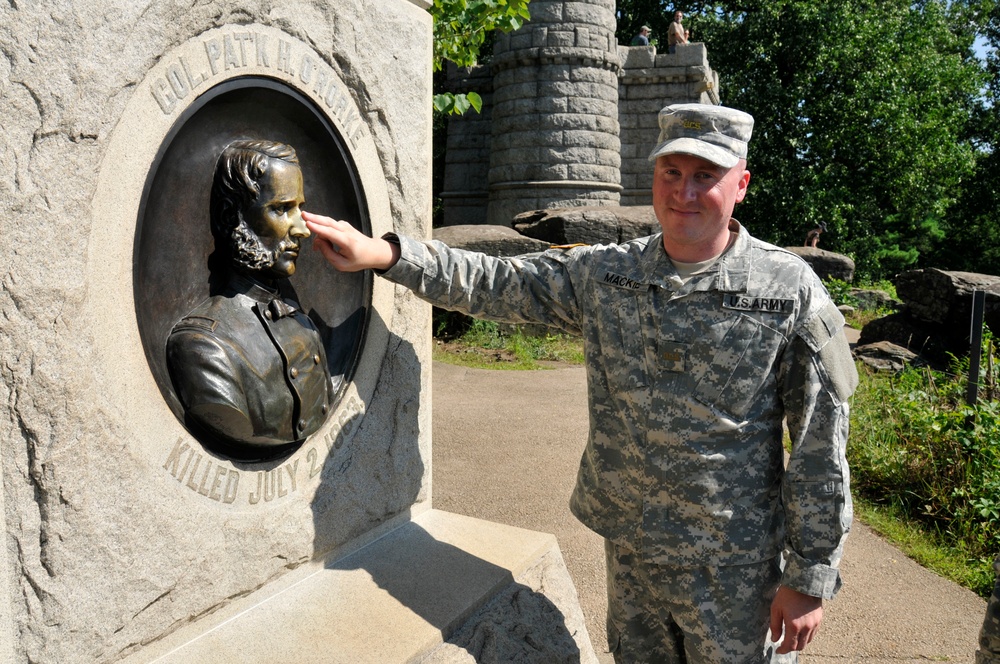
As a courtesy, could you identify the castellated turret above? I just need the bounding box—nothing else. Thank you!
[440,1,720,227]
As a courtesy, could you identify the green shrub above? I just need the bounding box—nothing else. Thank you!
[859,278,898,301]
[849,337,1000,596]
[823,278,859,308]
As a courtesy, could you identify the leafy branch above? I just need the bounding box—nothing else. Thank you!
[431,0,531,115]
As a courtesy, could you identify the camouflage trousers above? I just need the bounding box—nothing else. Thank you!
[977,555,1000,664]
[605,540,797,663]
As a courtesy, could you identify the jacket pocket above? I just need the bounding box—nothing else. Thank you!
[692,313,785,421]
[605,296,651,392]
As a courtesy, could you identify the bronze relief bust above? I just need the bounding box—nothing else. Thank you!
[166,140,333,461]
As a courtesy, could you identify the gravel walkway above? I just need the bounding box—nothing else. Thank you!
[432,359,987,663]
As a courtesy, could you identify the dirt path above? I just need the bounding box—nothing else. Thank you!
[431,358,987,662]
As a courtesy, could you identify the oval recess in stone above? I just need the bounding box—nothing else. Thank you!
[133,76,371,461]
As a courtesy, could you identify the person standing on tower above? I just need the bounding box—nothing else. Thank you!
[668,10,689,53]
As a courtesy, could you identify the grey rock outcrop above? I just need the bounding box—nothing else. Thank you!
[854,341,923,372]
[894,269,1000,331]
[858,312,955,364]
[434,225,551,256]
[859,269,1000,365]
[783,246,856,282]
[850,288,900,311]
[513,205,659,245]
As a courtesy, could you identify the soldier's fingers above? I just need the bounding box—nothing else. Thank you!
[301,210,336,226]
[303,212,351,239]
[776,621,818,653]
[304,217,340,238]
[769,606,783,651]
[313,237,346,267]
[775,631,798,654]
[305,216,360,252]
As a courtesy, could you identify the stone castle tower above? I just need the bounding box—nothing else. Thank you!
[440,0,720,227]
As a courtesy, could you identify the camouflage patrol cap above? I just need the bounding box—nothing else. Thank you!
[648,103,754,168]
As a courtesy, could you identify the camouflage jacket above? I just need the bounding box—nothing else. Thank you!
[382,220,857,599]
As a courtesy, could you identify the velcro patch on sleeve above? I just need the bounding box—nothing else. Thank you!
[798,301,844,353]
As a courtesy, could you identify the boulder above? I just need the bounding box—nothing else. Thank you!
[433,224,551,257]
[854,341,923,372]
[783,247,856,282]
[859,269,1000,366]
[893,269,1000,330]
[858,311,962,366]
[850,288,900,311]
[513,206,660,246]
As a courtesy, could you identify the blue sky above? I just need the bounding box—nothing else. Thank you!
[975,35,992,61]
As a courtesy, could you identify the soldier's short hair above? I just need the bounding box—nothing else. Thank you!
[210,139,299,248]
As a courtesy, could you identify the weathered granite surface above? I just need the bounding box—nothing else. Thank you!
[854,341,923,372]
[513,205,659,245]
[859,269,1000,365]
[782,246,856,282]
[434,224,551,257]
[894,268,1000,330]
[421,542,599,664]
[857,312,951,363]
[850,288,900,311]
[0,2,432,662]
[120,510,595,664]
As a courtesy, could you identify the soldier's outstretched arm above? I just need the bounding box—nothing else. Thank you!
[303,211,400,272]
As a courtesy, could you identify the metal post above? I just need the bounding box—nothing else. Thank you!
[967,289,986,409]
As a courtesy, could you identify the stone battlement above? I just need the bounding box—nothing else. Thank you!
[441,30,720,226]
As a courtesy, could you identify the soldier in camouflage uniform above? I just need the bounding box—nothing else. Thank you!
[303,103,858,663]
[978,555,1000,664]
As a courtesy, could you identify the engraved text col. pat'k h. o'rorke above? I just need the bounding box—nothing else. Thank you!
[150,29,366,149]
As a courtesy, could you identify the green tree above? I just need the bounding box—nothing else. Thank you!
[933,0,1000,274]
[617,1,988,280]
[431,0,531,115]
[617,0,673,47]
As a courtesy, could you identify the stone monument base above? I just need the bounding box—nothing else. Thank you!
[123,509,597,663]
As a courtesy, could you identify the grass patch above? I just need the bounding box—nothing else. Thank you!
[844,306,893,331]
[433,314,584,370]
[855,498,995,597]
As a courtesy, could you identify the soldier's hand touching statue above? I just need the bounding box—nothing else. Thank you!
[303,211,400,273]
